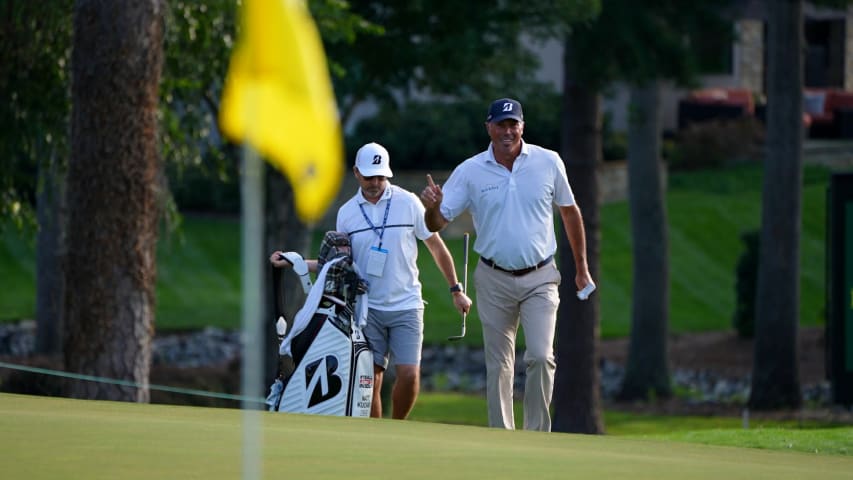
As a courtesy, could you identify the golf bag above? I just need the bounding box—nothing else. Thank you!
[266,231,374,417]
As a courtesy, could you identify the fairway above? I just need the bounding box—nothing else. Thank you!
[1,393,850,479]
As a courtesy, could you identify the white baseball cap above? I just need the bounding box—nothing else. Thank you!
[355,142,393,178]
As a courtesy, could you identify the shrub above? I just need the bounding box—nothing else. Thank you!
[602,112,627,161]
[733,229,760,338]
[347,100,486,171]
[346,90,626,170]
[669,117,764,171]
[167,151,240,214]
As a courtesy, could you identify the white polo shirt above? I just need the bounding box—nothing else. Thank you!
[439,141,575,270]
[337,183,433,311]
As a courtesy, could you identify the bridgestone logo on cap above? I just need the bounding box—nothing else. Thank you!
[373,154,382,164]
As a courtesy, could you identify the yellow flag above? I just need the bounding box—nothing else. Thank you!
[219,0,342,223]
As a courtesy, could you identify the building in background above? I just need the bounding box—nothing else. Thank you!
[531,1,853,134]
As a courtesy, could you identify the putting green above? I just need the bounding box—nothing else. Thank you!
[1,393,849,479]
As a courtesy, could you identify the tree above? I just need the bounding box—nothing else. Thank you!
[553,43,605,434]
[749,0,803,410]
[159,0,367,178]
[64,0,165,402]
[0,1,74,354]
[160,0,239,180]
[619,80,671,400]
[0,0,72,229]
[35,148,67,355]
[325,1,595,126]
[553,0,731,430]
[610,1,730,403]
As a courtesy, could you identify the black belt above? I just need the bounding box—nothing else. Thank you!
[480,256,553,277]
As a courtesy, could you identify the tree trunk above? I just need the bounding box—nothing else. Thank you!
[749,0,803,410]
[263,168,311,387]
[617,81,672,401]
[64,0,164,402]
[35,150,66,355]
[552,40,604,435]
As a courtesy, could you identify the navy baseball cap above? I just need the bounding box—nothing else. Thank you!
[486,98,524,123]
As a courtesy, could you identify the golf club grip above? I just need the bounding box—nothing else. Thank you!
[462,232,469,291]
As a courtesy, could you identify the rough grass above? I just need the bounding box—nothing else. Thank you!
[411,393,853,456]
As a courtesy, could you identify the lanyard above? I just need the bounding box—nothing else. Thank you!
[358,193,391,249]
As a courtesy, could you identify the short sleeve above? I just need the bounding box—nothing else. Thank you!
[438,164,470,222]
[409,191,433,241]
[552,154,575,207]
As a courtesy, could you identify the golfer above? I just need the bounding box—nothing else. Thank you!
[272,142,471,420]
[420,98,594,431]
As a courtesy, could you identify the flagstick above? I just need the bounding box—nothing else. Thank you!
[240,143,264,480]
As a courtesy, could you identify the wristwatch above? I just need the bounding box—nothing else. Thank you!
[449,282,464,293]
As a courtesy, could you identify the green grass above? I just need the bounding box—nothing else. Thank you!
[0,163,834,346]
[643,428,853,456]
[411,392,852,456]
[0,224,36,321]
[2,393,851,480]
[599,163,829,338]
[154,216,242,330]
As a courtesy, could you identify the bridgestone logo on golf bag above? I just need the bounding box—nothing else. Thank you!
[266,231,374,417]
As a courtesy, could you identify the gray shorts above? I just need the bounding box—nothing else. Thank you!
[363,308,424,369]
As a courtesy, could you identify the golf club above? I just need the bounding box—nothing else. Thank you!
[447,232,469,341]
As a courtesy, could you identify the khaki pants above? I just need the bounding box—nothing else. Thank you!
[474,260,561,431]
